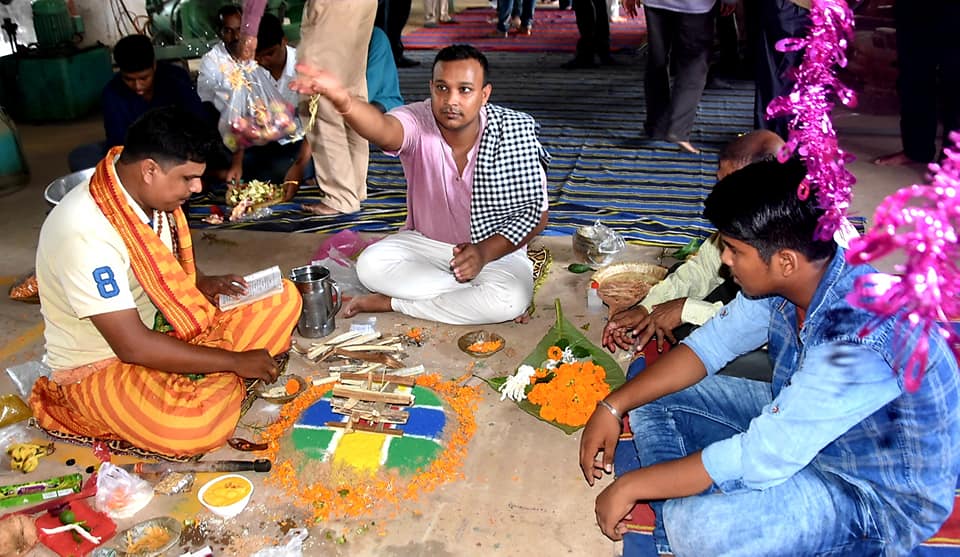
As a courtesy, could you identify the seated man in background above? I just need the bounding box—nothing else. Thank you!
[31,107,301,457]
[291,44,549,325]
[67,34,204,172]
[366,26,405,114]
[197,5,243,124]
[249,13,313,193]
[603,129,784,381]
[198,6,305,187]
[580,158,960,555]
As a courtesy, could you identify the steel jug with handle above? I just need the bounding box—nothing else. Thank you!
[289,264,342,338]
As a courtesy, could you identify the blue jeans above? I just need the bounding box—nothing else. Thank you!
[628,375,886,556]
[497,0,535,31]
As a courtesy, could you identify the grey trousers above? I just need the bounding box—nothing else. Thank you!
[643,5,714,141]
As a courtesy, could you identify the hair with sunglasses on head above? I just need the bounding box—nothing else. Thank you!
[433,44,490,85]
[704,157,837,264]
[118,107,221,170]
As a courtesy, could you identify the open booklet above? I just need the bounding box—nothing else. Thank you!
[217,265,284,311]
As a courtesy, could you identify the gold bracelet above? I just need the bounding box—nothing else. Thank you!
[597,399,622,421]
[337,95,354,115]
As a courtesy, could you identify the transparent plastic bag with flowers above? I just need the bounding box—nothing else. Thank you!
[218,61,299,151]
[486,300,626,433]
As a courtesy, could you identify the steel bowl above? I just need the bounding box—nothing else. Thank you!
[254,374,308,404]
[91,516,181,557]
[458,330,506,359]
[44,167,95,206]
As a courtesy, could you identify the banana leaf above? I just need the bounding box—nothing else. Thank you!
[486,299,625,434]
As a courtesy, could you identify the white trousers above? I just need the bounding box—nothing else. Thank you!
[356,231,533,325]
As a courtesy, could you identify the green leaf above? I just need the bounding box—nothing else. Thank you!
[670,238,703,260]
[487,299,626,435]
[567,263,595,274]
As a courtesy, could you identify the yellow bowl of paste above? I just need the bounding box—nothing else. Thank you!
[197,474,253,519]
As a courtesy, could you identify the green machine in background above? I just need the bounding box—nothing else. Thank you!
[3,0,112,122]
[146,0,306,60]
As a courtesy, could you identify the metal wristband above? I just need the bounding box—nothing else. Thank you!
[597,399,622,421]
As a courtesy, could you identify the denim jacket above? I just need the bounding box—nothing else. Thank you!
[688,248,960,555]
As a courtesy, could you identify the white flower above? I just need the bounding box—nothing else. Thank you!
[499,364,536,402]
[561,347,577,364]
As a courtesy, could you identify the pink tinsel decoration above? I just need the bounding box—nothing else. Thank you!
[766,0,857,241]
[846,133,960,391]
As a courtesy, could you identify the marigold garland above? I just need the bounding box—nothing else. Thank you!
[257,374,480,522]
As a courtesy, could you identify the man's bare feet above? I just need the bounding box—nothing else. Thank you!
[873,151,923,166]
[342,293,392,318]
[302,202,340,216]
[513,311,531,324]
[674,140,700,154]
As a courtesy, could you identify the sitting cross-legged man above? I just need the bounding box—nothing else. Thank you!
[290,44,549,325]
[603,129,785,381]
[67,34,205,172]
[579,157,960,556]
[30,107,302,458]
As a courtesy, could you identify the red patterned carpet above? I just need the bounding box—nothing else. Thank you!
[402,6,646,52]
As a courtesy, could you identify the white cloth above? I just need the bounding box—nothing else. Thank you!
[355,230,533,325]
[36,162,172,370]
[640,234,725,326]
[196,42,237,114]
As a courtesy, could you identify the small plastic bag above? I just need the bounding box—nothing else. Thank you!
[574,221,626,266]
[95,463,155,519]
[251,528,308,557]
[309,230,381,298]
[219,61,298,151]
[311,230,379,265]
[5,360,53,399]
[0,420,35,470]
[0,394,32,428]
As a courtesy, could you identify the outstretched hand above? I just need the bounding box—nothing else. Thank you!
[579,405,622,486]
[290,64,348,101]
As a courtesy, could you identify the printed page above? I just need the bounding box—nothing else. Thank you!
[218,265,284,311]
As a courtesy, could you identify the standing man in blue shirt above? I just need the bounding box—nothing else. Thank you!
[67,34,205,171]
[579,158,960,555]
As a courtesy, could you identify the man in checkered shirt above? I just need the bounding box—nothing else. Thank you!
[291,44,550,325]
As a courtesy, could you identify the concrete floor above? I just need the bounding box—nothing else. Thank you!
[0,3,936,554]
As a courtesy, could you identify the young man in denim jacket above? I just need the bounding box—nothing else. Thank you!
[579,158,960,556]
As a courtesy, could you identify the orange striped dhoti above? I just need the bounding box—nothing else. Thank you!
[29,279,301,457]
